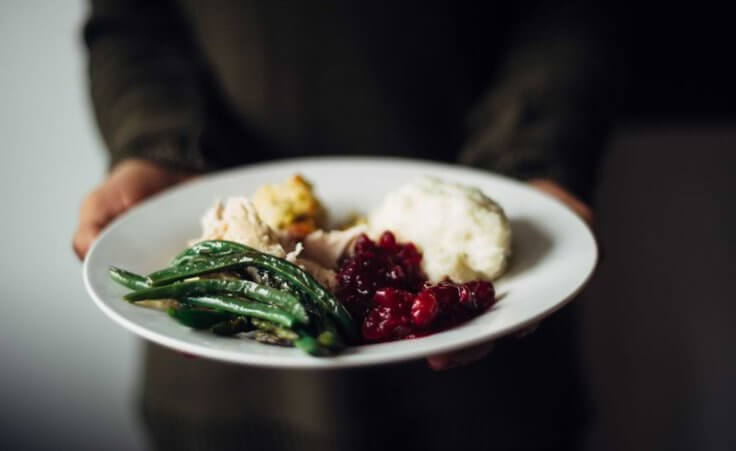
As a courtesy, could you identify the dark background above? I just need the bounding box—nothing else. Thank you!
[616,3,735,121]
[582,5,735,450]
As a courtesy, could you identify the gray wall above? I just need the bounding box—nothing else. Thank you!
[0,2,146,449]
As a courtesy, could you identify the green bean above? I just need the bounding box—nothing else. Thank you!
[115,239,359,355]
[251,330,293,347]
[124,279,308,325]
[293,335,323,356]
[248,319,331,355]
[150,241,259,286]
[179,295,298,328]
[307,312,344,351]
[240,251,358,344]
[148,240,358,343]
[253,269,293,293]
[170,240,243,266]
[167,306,232,329]
[250,318,299,341]
[212,316,252,336]
[251,317,336,354]
[317,330,342,350]
[149,254,247,284]
[109,266,150,291]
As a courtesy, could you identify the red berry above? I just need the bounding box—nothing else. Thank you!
[429,284,459,308]
[373,288,413,311]
[362,305,411,342]
[386,264,405,283]
[378,231,397,249]
[353,234,376,254]
[458,281,496,311]
[411,291,439,328]
[398,243,422,267]
[338,230,496,344]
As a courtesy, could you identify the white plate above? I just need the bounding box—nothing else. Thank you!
[83,157,597,368]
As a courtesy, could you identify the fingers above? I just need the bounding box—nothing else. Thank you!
[73,187,126,260]
[72,159,196,261]
[425,322,542,371]
[528,179,594,225]
[427,341,494,371]
[514,321,540,338]
[73,224,99,260]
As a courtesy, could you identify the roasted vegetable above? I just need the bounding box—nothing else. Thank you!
[148,240,357,343]
[124,279,309,325]
[167,305,232,329]
[109,266,150,291]
[212,316,252,336]
[111,239,356,356]
[250,318,299,341]
[178,295,299,329]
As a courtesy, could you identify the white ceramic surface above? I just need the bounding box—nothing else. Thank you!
[83,157,597,368]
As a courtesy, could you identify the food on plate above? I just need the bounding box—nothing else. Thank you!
[300,225,367,268]
[193,195,340,290]
[197,197,289,257]
[369,176,511,283]
[112,239,357,356]
[110,174,509,355]
[336,231,496,342]
[251,174,326,237]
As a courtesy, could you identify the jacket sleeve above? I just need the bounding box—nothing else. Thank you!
[458,3,618,200]
[83,0,213,171]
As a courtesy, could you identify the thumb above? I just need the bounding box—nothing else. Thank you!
[73,184,130,260]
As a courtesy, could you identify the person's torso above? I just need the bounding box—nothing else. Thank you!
[176,0,514,160]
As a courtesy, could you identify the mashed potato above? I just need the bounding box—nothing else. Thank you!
[368,176,511,283]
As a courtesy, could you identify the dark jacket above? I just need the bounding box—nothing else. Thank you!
[84,2,615,450]
[84,0,615,200]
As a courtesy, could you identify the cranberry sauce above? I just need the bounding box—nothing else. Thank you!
[336,231,496,343]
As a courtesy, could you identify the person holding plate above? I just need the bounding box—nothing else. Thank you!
[74,1,615,449]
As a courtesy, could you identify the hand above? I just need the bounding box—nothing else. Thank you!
[426,178,593,370]
[73,159,195,260]
[527,178,593,225]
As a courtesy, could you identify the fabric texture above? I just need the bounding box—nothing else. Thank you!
[84,0,616,198]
